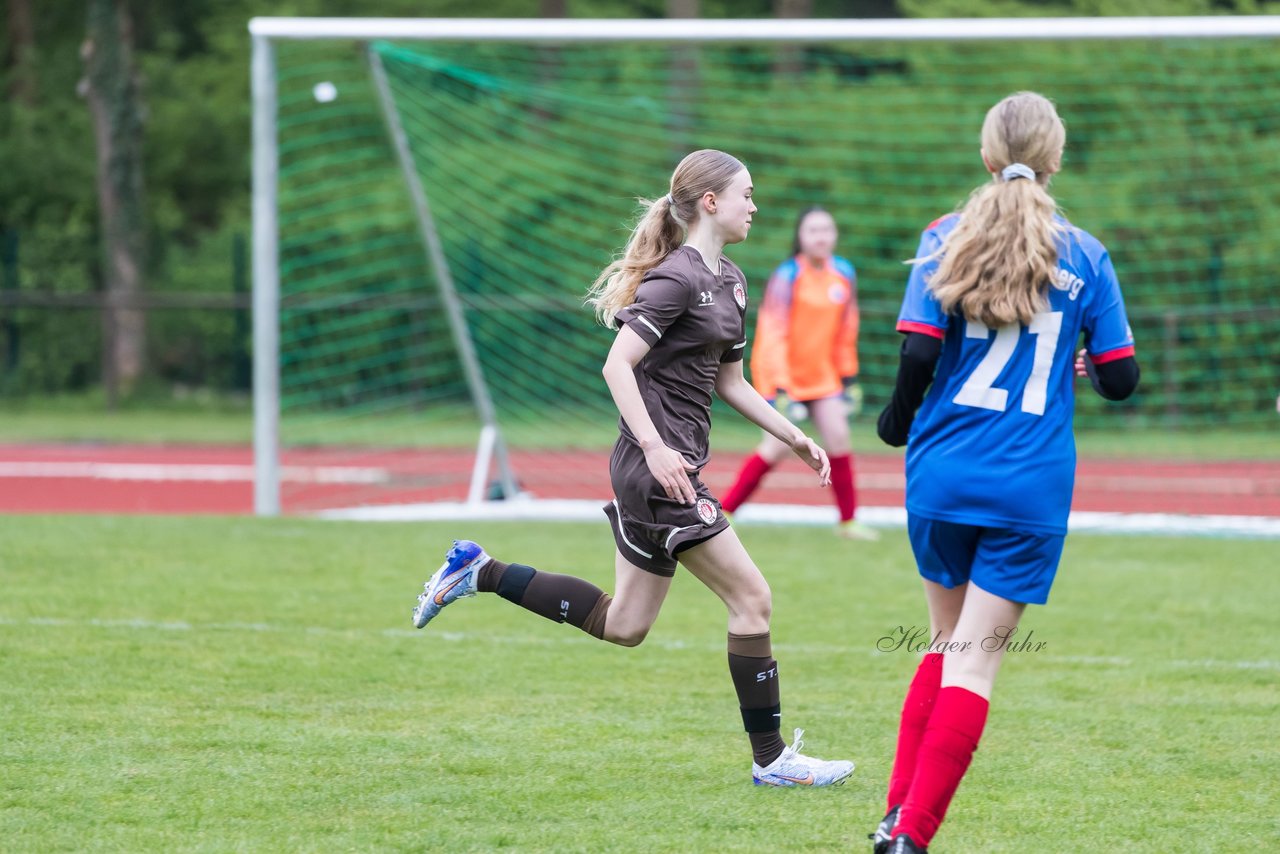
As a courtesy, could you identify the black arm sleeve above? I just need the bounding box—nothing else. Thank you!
[1085,354,1140,401]
[877,332,942,447]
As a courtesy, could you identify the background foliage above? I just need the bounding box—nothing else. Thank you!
[1,1,1277,427]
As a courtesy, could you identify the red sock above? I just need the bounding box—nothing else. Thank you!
[892,686,990,848]
[721,452,773,513]
[829,454,857,522]
[886,652,944,810]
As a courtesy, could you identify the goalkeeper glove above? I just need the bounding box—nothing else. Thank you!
[770,389,809,423]
[841,377,863,419]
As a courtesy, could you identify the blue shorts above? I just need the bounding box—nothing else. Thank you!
[907,514,1065,605]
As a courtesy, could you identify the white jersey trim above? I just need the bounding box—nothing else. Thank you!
[634,315,663,340]
[664,523,700,551]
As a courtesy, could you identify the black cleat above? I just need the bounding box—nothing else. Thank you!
[869,804,900,854]
[885,834,927,854]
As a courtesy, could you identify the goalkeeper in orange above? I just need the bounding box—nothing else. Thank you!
[721,206,879,540]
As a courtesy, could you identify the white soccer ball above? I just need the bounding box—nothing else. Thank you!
[312,81,338,103]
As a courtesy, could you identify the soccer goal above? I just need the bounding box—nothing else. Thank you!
[250,16,1280,531]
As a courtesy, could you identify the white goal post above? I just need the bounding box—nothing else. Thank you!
[249,15,1280,517]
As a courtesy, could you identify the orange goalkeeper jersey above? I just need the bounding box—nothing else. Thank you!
[749,254,860,402]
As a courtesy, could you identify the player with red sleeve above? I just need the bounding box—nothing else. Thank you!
[868,93,1140,853]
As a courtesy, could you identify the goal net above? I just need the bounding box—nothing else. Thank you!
[251,17,1280,531]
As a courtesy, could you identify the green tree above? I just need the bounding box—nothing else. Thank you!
[82,0,147,403]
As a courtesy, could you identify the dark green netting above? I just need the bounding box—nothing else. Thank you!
[274,36,1280,455]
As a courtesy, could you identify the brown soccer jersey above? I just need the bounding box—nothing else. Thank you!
[613,245,748,466]
[603,246,748,575]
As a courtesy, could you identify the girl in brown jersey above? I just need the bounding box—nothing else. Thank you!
[412,149,855,787]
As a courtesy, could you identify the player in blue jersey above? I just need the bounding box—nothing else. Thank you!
[868,92,1140,854]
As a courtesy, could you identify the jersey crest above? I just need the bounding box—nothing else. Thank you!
[696,498,718,525]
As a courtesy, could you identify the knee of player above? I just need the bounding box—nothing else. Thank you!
[611,628,648,648]
[606,620,651,648]
[740,584,773,625]
[759,443,788,465]
[942,643,1002,683]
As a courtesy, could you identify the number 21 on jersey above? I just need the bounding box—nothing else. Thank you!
[953,311,1063,416]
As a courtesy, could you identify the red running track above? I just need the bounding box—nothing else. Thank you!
[1,443,1278,518]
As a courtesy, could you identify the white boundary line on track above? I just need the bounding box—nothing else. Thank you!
[0,461,389,484]
[314,498,1280,539]
[6,459,1272,495]
[4,616,1277,672]
[4,460,1276,537]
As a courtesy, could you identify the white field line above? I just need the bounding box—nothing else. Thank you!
[3,460,1276,537]
[316,498,1280,539]
[0,461,388,484]
[3,615,1276,673]
[1076,473,1280,495]
[0,461,888,491]
[750,470,1280,496]
[3,461,1274,496]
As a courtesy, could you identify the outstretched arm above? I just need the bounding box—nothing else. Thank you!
[715,359,831,486]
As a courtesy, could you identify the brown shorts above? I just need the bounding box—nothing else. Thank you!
[602,440,731,577]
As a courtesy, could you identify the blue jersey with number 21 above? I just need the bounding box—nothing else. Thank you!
[897,213,1135,535]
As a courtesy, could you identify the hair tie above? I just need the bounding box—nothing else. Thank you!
[1001,163,1036,182]
[665,193,675,205]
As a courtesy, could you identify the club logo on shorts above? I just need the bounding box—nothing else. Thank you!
[733,281,747,309]
[696,498,718,525]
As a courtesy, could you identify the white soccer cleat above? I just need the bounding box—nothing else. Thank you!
[412,539,488,629]
[836,519,881,541]
[751,728,855,787]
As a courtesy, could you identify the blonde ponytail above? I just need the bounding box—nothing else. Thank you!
[923,92,1067,328]
[587,195,684,327]
[588,149,745,327]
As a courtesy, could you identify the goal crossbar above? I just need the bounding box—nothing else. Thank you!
[248,16,1280,42]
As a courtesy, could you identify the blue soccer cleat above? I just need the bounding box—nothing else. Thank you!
[751,728,855,787]
[412,540,489,629]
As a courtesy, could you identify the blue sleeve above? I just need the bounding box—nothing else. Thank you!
[896,229,948,339]
[834,257,857,288]
[1084,250,1135,362]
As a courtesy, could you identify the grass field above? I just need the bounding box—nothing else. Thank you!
[2,516,1276,852]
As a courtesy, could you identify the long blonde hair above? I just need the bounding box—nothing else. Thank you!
[924,91,1067,328]
[588,149,745,327]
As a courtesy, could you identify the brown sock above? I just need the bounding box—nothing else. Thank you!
[477,558,612,640]
[476,558,510,593]
[727,631,786,767]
